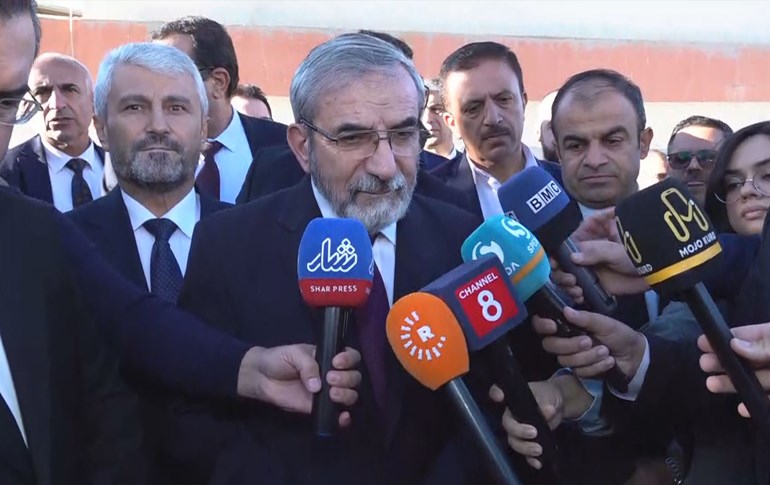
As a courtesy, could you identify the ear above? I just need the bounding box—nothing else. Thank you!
[287,123,311,174]
[209,67,231,100]
[521,90,528,111]
[639,127,653,159]
[443,111,462,139]
[93,115,109,151]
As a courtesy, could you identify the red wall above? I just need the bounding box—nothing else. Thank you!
[40,18,770,102]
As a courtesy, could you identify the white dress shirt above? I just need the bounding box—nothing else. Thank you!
[42,138,105,212]
[0,336,27,446]
[469,144,539,220]
[121,189,201,291]
[311,181,397,306]
[203,110,253,204]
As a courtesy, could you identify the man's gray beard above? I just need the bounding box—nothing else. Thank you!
[309,149,416,234]
[114,150,197,194]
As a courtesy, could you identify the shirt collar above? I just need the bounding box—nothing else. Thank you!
[310,179,397,246]
[121,188,199,239]
[467,143,539,187]
[209,108,245,153]
[41,137,96,174]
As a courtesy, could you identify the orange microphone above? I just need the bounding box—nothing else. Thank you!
[387,292,521,485]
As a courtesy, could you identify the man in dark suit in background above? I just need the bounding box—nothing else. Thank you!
[152,16,288,203]
[431,42,564,220]
[0,3,146,483]
[1,52,107,211]
[422,77,462,170]
[70,42,233,484]
[178,33,486,484]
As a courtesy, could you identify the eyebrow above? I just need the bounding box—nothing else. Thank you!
[0,85,29,99]
[602,126,630,138]
[725,157,770,176]
[335,116,419,133]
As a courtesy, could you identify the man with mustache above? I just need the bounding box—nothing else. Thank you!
[1,53,107,211]
[431,41,563,219]
[666,115,733,207]
[174,33,486,483]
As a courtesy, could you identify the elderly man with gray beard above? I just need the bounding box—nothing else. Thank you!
[172,33,489,484]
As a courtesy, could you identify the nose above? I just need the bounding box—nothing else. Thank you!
[47,88,66,111]
[147,104,171,134]
[364,135,399,181]
[686,155,702,172]
[582,141,608,169]
[739,178,761,199]
[482,100,502,125]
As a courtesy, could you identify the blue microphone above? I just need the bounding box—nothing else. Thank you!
[498,167,617,315]
[298,218,373,436]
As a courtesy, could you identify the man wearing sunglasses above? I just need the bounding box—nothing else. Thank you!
[666,115,733,206]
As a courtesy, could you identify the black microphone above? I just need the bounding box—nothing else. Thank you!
[298,218,374,436]
[461,215,630,392]
[498,167,617,315]
[615,178,770,441]
[387,290,522,485]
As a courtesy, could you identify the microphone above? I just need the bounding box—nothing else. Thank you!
[461,215,630,392]
[614,178,770,440]
[298,217,374,436]
[386,291,522,485]
[498,167,617,315]
[421,255,561,481]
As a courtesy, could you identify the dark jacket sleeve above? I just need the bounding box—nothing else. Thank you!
[51,208,250,397]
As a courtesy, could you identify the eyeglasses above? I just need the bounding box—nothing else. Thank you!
[300,118,427,159]
[0,88,43,126]
[667,149,718,170]
[715,164,770,204]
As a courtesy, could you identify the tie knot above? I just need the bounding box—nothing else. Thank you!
[66,158,88,174]
[203,140,223,159]
[143,218,178,242]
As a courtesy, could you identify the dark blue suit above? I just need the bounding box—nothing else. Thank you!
[176,176,488,484]
[236,144,475,213]
[0,134,106,204]
[68,188,232,484]
[420,150,463,171]
[237,112,288,158]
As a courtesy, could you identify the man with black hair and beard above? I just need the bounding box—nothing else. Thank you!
[69,42,232,483]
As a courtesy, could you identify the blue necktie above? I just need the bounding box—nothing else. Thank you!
[66,158,93,208]
[143,218,183,302]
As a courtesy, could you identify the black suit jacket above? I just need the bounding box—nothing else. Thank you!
[0,135,106,205]
[236,144,475,213]
[237,112,288,158]
[177,177,486,484]
[0,187,144,485]
[429,152,566,219]
[68,187,232,484]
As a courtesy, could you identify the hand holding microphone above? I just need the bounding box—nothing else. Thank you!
[298,218,373,436]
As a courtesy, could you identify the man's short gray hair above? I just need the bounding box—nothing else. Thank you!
[33,52,94,94]
[290,33,425,123]
[94,42,208,120]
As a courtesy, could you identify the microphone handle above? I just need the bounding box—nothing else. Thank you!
[484,340,561,483]
[313,306,346,437]
[529,285,630,393]
[683,283,770,441]
[444,378,522,485]
[555,239,617,315]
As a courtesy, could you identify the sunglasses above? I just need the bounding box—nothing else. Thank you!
[666,149,718,169]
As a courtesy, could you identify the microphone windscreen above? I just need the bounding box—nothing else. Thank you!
[614,178,722,295]
[422,255,527,352]
[461,215,551,301]
[498,166,581,252]
[297,217,374,307]
[386,292,470,390]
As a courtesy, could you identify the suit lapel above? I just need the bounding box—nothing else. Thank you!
[238,112,263,159]
[18,136,53,204]
[456,157,483,218]
[0,205,52,484]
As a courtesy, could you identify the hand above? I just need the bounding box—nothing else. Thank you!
[489,375,592,470]
[237,345,362,427]
[550,240,649,300]
[698,323,770,418]
[570,207,620,243]
[533,307,646,379]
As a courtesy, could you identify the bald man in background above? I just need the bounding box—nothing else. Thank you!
[1,53,108,211]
